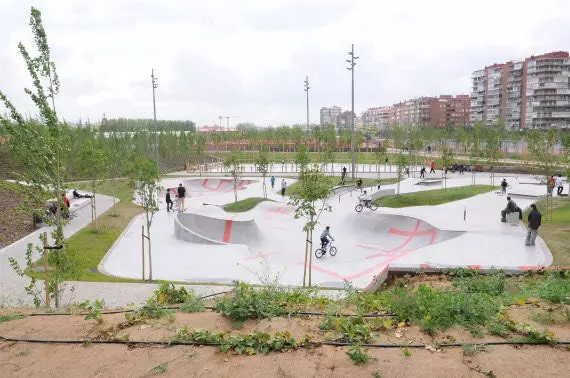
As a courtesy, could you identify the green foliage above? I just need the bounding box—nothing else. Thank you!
[122,300,172,327]
[536,274,570,304]
[100,118,195,132]
[254,145,269,198]
[151,363,168,375]
[223,150,242,202]
[326,316,373,344]
[289,167,331,234]
[452,271,506,296]
[224,197,272,212]
[294,143,310,172]
[401,347,411,357]
[79,299,104,323]
[151,283,190,305]
[347,345,370,365]
[179,296,205,313]
[0,314,27,322]
[213,282,288,321]
[461,343,487,356]
[374,185,494,208]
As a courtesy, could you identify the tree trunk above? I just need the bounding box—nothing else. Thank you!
[303,229,309,287]
[111,176,117,216]
[147,225,153,281]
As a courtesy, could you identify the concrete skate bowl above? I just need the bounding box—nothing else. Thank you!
[174,212,264,247]
[181,178,257,193]
[346,213,464,258]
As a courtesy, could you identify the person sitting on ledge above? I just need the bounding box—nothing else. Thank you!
[501,196,522,222]
[73,189,93,199]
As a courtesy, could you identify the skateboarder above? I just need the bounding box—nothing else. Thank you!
[429,161,435,174]
[420,166,426,178]
[525,204,542,246]
[166,189,174,212]
[177,183,186,212]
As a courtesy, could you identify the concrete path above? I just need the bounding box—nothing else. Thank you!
[0,193,229,308]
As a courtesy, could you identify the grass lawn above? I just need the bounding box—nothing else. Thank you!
[374,185,495,208]
[224,197,274,212]
[27,179,145,283]
[523,197,570,266]
[285,176,399,197]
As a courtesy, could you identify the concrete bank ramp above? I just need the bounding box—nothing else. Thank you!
[174,211,264,247]
[183,178,257,193]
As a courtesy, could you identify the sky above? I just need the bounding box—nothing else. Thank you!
[1,0,570,127]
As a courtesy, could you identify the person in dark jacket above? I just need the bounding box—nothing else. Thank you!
[177,183,186,213]
[500,179,508,195]
[501,196,521,222]
[165,189,174,212]
[525,204,542,246]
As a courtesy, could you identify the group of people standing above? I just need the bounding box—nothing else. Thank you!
[165,184,186,213]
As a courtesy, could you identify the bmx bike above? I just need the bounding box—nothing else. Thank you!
[315,241,337,259]
[355,200,378,212]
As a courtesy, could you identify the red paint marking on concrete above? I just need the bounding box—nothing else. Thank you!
[304,263,345,280]
[222,219,233,243]
[419,264,431,269]
[517,265,540,271]
[467,265,481,270]
[367,221,438,259]
[344,264,387,280]
[244,252,281,261]
[363,265,389,291]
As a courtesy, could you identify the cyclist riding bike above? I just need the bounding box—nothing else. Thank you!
[358,190,372,208]
[320,226,334,249]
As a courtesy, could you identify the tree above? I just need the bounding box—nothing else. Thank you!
[484,127,502,186]
[223,150,242,203]
[288,167,331,287]
[134,157,160,281]
[75,135,107,230]
[1,7,69,307]
[441,147,456,190]
[105,134,127,216]
[394,151,408,195]
[294,143,310,173]
[527,129,559,184]
[255,145,269,198]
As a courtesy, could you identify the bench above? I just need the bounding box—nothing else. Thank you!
[416,179,442,186]
[506,212,519,225]
[474,165,484,172]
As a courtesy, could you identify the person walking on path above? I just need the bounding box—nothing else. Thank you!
[429,161,435,174]
[419,166,426,178]
[281,179,287,197]
[556,174,564,196]
[500,178,508,195]
[525,204,542,246]
[165,189,174,212]
[270,176,275,189]
[547,175,555,195]
[177,183,186,213]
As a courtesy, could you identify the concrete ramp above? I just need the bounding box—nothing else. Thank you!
[174,211,264,247]
[182,178,257,193]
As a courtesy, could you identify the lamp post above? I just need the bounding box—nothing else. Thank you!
[304,76,310,132]
[346,44,358,179]
[151,69,159,170]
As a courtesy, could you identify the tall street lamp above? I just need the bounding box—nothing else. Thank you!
[346,44,358,179]
[151,69,159,170]
[304,76,310,132]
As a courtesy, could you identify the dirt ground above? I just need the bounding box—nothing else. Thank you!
[0,304,569,378]
[0,184,33,249]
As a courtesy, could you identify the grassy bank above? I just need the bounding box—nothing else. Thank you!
[285,177,399,197]
[524,197,570,266]
[374,185,495,208]
[224,197,273,212]
[27,179,144,283]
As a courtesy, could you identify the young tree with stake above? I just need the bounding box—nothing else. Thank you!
[224,150,242,203]
[255,145,269,198]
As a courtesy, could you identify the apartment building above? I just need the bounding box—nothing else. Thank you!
[470,51,570,129]
[319,106,342,127]
[429,95,470,128]
[336,111,363,131]
[361,106,393,130]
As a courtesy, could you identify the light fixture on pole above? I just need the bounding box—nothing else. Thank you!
[151,69,159,170]
[304,76,310,132]
[346,44,358,179]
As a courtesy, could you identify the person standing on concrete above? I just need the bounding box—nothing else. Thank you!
[270,176,276,189]
[165,189,174,212]
[556,174,564,195]
[281,179,287,196]
[500,179,508,195]
[429,161,435,174]
[340,166,347,185]
[419,166,426,178]
[177,183,186,213]
[525,204,542,246]
[547,175,555,195]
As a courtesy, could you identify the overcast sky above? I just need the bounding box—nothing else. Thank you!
[1,0,570,127]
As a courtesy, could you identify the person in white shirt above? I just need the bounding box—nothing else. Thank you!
[358,190,372,207]
[555,174,564,196]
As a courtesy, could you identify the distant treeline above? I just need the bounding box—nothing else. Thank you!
[100,118,196,132]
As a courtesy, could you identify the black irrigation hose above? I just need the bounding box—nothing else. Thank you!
[1,335,569,348]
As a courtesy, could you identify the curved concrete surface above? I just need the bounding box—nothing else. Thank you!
[185,178,257,193]
[175,211,264,247]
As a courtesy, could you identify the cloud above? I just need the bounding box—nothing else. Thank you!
[1,0,569,126]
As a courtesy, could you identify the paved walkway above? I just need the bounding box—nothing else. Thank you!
[0,193,229,308]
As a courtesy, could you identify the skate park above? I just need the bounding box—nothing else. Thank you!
[100,171,554,289]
